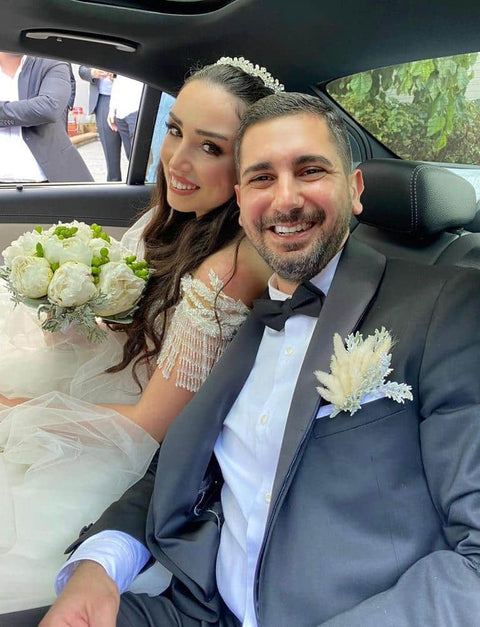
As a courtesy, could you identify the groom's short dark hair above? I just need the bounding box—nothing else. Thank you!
[235,92,353,175]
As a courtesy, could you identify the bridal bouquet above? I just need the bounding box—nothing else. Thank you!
[0,221,151,342]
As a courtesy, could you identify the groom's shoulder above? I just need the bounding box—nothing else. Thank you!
[386,256,480,282]
[381,256,480,307]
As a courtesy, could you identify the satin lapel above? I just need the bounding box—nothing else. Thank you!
[271,239,387,504]
[151,311,265,534]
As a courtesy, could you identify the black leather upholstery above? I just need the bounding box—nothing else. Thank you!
[464,199,480,233]
[352,159,480,268]
[358,159,476,238]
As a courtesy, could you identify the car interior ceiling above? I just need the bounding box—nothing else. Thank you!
[2,0,479,95]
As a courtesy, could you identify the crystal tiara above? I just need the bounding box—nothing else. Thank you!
[215,56,285,93]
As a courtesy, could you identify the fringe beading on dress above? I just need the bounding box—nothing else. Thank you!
[157,269,249,392]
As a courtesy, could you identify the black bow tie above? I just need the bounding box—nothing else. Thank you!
[252,281,325,331]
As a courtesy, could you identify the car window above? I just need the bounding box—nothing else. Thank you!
[72,64,145,182]
[327,52,480,167]
[0,52,146,184]
[146,91,175,183]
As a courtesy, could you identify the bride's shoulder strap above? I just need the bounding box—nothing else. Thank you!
[156,269,249,393]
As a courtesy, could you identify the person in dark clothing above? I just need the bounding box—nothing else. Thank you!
[0,53,92,183]
[79,65,122,181]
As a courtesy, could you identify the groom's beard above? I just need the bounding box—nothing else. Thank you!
[244,206,350,283]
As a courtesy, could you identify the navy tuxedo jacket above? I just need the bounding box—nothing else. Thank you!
[79,238,480,626]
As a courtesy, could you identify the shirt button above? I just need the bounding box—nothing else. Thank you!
[260,414,269,425]
[285,346,294,356]
[264,492,271,504]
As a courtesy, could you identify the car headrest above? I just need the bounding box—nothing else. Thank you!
[358,159,476,238]
[464,199,480,233]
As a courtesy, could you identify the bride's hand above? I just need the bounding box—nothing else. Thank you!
[0,393,25,408]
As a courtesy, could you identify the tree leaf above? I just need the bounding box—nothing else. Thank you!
[427,115,444,137]
[350,72,373,99]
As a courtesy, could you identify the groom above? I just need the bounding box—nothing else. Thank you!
[34,93,480,625]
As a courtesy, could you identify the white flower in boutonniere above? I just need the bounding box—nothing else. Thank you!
[314,327,413,418]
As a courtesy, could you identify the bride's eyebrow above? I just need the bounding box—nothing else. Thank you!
[170,109,229,142]
[169,110,182,126]
[195,128,229,142]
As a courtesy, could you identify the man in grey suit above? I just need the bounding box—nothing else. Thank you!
[35,93,480,626]
[0,54,92,183]
[79,66,122,182]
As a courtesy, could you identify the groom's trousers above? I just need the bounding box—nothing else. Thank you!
[118,592,240,626]
[0,593,240,627]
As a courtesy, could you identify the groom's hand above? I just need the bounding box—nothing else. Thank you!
[39,561,120,627]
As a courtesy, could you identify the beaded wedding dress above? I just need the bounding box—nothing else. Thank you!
[0,211,249,613]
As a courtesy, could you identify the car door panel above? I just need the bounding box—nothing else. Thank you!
[0,183,152,252]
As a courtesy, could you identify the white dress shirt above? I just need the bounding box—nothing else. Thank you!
[109,75,143,120]
[56,252,341,626]
[98,76,113,96]
[214,253,339,626]
[0,56,47,182]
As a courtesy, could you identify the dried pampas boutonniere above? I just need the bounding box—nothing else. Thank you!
[314,327,413,418]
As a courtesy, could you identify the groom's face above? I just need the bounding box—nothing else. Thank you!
[235,112,364,293]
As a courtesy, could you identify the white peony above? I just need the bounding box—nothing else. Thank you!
[9,256,53,298]
[47,261,97,307]
[59,237,93,265]
[44,235,92,266]
[88,236,127,262]
[70,221,96,243]
[45,221,93,243]
[107,238,128,262]
[2,230,46,268]
[94,261,145,316]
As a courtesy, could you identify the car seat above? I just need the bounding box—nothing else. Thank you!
[352,158,480,268]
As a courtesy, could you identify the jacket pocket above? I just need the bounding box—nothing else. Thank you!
[313,396,408,438]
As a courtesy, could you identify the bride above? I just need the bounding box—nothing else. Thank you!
[0,57,282,613]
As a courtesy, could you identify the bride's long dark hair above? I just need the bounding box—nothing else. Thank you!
[108,61,274,386]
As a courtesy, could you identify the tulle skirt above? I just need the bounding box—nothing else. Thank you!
[0,283,159,612]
